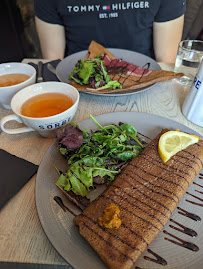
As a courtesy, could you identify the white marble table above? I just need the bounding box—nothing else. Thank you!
[0,59,202,268]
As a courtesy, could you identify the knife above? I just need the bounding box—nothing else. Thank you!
[37,61,43,83]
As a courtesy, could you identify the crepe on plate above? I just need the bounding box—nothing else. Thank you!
[70,41,184,94]
[74,129,203,269]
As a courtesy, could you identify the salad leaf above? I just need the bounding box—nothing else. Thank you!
[56,115,144,197]
[56,173,67,188]
[120,124,143,148]
[78,60,95,84]
[93,80,122,91]
[69,56,122,90]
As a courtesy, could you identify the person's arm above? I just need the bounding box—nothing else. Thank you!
[35,17,66,60]
[153,15,184,63]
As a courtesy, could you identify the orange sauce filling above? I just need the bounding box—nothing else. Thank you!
[98,203,121,229]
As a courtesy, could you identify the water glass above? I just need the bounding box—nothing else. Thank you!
[174,40,203,86]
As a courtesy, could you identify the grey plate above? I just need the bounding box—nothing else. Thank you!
[36,112,203,269]
[56,49,161,97]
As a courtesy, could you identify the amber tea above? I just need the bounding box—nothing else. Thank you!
[0,73,30,87]
[21,92,74,118]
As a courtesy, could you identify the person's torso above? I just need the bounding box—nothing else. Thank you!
[56,0,161,58]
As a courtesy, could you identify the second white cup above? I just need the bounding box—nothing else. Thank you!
[0,82,79,137]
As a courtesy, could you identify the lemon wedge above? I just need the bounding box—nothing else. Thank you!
[158,130,199,162]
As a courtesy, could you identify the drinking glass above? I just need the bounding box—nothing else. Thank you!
[174,40,203,86]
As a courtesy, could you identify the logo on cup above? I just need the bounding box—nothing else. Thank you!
[39,117,72,130]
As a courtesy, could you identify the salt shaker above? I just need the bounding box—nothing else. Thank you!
[182,59,203,127]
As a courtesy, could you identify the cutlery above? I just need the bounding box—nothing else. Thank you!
[37,61,43,83]
[47,63,57,75]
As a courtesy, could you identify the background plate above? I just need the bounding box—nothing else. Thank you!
[56,49,161,97]
[36,112,203,269]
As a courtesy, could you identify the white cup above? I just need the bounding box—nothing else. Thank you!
[0,62,36,109]
[0,82,79,138]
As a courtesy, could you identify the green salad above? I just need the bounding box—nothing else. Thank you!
[56,115,143,197]
[69,56,122,90]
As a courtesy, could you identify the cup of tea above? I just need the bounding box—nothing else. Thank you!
[0,82,79,138]
[0,62,36,109]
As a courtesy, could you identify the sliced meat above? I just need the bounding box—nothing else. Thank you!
[101,54,152,77]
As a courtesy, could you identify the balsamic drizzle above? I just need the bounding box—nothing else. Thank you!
[101,193,161,231]
[163,230,199,251]
[107,59,121,79]
[135,63,151,83]
[184,150,203,167]
[106,57,151,88]
[127,157,181,201]
[82,221,135,264]
[119,173,172,214]
[177,207,201,222]
[80,206,149,252]
[122,223,149,246]
[144,249,167,266]
[81,213,142,254]
[111,184,167,219]
[110,185,165,227]
[117,62,130,83]
[70,169,88,191]
[144,153,192,179]
[54,196,77,216]
[193,182,203,188]
[137,131,152,141]
[199,173,203,180]
[123,169,178,203]
[186,200,203,207]
[195,189,203,195]
[123,62,150,85]
[176,154,202,169]
[186,192,203,202]
[129,162,187,190]
[169,218,197,237]
[174,159,198,175]
[186,189,203,206]
[53,166,203,267]
[148,144,201,175]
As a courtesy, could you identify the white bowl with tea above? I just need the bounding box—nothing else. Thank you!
[0,82,79,138]
[0,62,36,109]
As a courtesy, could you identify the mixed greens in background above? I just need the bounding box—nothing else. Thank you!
[69,55,122,90]
[56,115,144,197]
